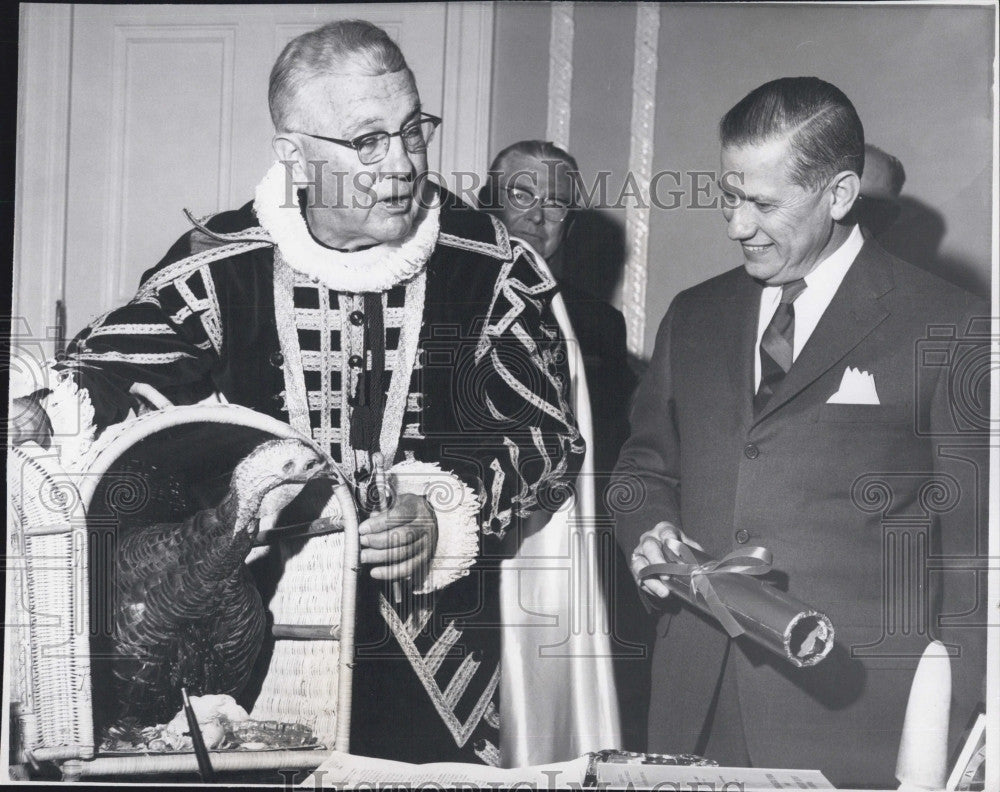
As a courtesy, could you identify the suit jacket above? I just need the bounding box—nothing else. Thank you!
[613,240,988,787]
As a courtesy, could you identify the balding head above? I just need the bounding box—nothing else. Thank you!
[269,19,411,132]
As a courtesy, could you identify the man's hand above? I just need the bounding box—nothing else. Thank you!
[359,492,439,581]
[630,520,704,599]
[9,394,53,449]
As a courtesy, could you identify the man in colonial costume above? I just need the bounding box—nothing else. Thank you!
[27,20,585,766]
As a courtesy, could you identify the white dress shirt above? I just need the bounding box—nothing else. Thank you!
[754,224,865,390]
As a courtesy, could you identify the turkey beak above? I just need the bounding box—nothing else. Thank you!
[310,459,333,480]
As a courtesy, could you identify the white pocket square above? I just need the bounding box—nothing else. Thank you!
[827,366,880,404]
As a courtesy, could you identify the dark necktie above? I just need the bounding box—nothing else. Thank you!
[754,278,807,414]
[349,292,386,455]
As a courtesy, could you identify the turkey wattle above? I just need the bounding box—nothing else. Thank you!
[110,438,330,725]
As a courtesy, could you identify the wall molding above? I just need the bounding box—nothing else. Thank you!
[440,2,495,193]
[13,3,74,356]
[622,3,660,358]
[546,3,574,149]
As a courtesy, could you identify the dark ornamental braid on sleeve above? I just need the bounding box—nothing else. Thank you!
[56,206,273,428]
[442,220,585,540]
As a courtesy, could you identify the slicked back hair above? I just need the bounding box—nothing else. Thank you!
[269,19,410,131]
[720,77,865,190]
[479,140,580,212]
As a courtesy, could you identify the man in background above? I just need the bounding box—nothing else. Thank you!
[481,141,636,480]
[481,141,651,752]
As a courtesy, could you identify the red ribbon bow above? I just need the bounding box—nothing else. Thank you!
[640,537,773,638]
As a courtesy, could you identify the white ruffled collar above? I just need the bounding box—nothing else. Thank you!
[253,161,440,293]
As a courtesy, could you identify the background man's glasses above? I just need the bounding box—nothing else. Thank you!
[505,186,572,223]
[294,113,442,165]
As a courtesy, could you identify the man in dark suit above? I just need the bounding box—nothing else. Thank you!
[481,141,651,750]
[613,77,988,787]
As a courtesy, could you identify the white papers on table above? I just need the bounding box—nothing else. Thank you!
[300,751,590,787]
[596,763,835,789]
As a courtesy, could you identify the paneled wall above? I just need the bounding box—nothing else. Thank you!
[489,3,995,357]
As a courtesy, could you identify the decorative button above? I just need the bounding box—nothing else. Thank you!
[269,351,284,367]
[348,354,364,368]
[744,442,759,459]
[735,529,750,544]
[349,310,365,326]
[471,649,483,663]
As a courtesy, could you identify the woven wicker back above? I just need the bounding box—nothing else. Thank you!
[7,446,95,763]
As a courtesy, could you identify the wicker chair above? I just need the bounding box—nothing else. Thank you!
[6,404,359,781]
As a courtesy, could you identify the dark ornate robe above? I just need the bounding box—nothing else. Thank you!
[60,171,583,765]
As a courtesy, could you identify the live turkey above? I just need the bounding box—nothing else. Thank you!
[110,438,330,726]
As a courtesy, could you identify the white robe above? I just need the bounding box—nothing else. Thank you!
[499,249,622,766]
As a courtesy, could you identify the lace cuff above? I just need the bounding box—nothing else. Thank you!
[388,459,480,594]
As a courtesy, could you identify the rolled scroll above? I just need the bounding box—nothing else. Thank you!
[639,537,834,667]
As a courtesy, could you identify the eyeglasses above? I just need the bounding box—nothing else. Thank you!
[294,113,442,165]
[504,186,573,223]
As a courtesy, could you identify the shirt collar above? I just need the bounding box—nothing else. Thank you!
[801,224,864,295]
